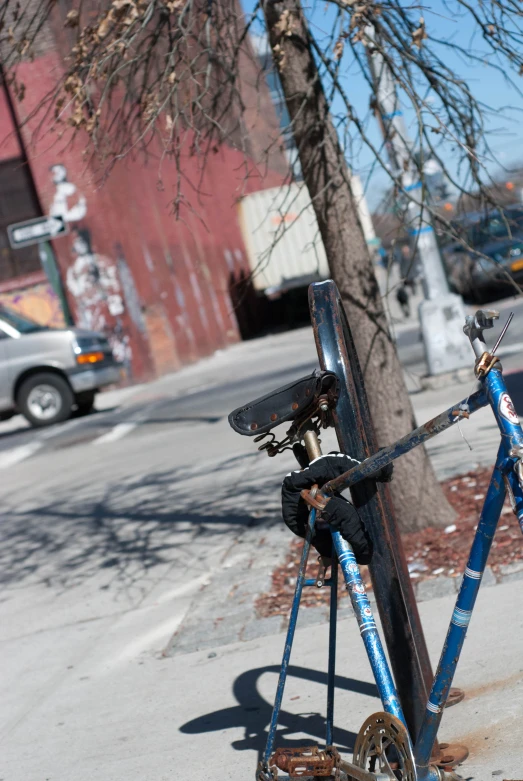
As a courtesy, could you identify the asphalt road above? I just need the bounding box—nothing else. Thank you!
[0,293,521,464]
[0,358,320,463]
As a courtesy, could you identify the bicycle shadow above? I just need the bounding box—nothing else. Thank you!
[179,664,379,761]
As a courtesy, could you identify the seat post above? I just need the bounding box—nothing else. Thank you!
[303,427,322,461]
[302,428,338,749]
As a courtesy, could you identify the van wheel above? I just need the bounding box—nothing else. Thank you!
[74,391,96,416]
[18,372,74,428]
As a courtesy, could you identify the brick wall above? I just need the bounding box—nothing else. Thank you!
[0,88,22,161]
[3,3,288,380]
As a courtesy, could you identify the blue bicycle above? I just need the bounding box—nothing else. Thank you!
[229,280,522,781]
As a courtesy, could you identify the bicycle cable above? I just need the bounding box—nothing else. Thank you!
[457,378,479,452]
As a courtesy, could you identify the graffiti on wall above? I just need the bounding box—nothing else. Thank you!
[171,276,196,354]
[0,283,66,328]
[66,228,131,369]
[49,165,134,374]
[115,243,146,335]
[49,164,87,223]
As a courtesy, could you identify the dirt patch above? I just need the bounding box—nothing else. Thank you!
[463,670,523,701]
[256,466,521,619]
[448,715,514,762]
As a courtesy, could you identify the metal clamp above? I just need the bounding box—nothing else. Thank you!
[474,351,500,379]
[300,485,330,512]
[254,392,336,461]
[451,402,470,419]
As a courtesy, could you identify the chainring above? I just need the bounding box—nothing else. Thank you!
[353,712,417,780]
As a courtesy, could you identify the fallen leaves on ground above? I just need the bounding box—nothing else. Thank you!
[256,466,521,619]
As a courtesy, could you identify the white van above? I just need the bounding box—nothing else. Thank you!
[0,306,121,427]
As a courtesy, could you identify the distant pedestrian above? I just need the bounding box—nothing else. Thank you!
[396,284,410,318]
[395,244,421,319]
[399,244,421,294]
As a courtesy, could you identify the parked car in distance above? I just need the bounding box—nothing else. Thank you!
[467,238,523,302]
[0,306,122,427]
[441,204,523,302]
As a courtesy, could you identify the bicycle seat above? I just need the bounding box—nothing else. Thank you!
[228,370,338,436]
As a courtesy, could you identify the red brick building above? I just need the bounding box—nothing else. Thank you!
[0,5,287,380]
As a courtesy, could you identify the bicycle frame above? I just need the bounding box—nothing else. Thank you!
[261,353,523,780]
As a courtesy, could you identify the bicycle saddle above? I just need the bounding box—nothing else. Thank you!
[228,370,338,436]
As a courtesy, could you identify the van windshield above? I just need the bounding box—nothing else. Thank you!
[0,306,48,334]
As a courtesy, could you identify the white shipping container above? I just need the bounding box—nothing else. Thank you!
[237,184,329,297]
[238,180,376,296]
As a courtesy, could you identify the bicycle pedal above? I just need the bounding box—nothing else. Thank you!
[269,746,337,777]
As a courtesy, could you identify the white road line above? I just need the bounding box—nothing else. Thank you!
[92,421,138,445]
[0,441,43,470]
[92,399,164,446]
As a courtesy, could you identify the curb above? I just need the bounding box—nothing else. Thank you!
[165,561,523,657]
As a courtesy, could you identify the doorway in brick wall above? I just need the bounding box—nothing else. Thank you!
[0,158,42,282]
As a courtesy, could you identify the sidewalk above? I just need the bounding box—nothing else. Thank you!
[3,581,521,780]
[2,315,522,781]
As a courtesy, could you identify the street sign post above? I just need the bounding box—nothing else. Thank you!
[7,215,68,249]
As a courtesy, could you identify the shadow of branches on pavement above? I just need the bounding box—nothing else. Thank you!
[180,664,379,761]
[0,452,282,596]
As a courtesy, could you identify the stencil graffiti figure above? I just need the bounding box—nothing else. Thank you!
[49,164,87,223]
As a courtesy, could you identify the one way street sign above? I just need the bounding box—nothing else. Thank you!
[7,215,69,249]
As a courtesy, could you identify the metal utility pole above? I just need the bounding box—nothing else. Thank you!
[366,27,470,376]
[38,243,75,327]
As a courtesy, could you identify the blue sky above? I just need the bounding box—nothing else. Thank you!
[241,0,523,210]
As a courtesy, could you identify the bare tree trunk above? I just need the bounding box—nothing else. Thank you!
[263,0,455,531]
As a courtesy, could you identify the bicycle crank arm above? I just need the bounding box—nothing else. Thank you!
[337,759,393,781]
[338,760,463,781]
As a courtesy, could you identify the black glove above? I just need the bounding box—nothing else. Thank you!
[281,453,375,564]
